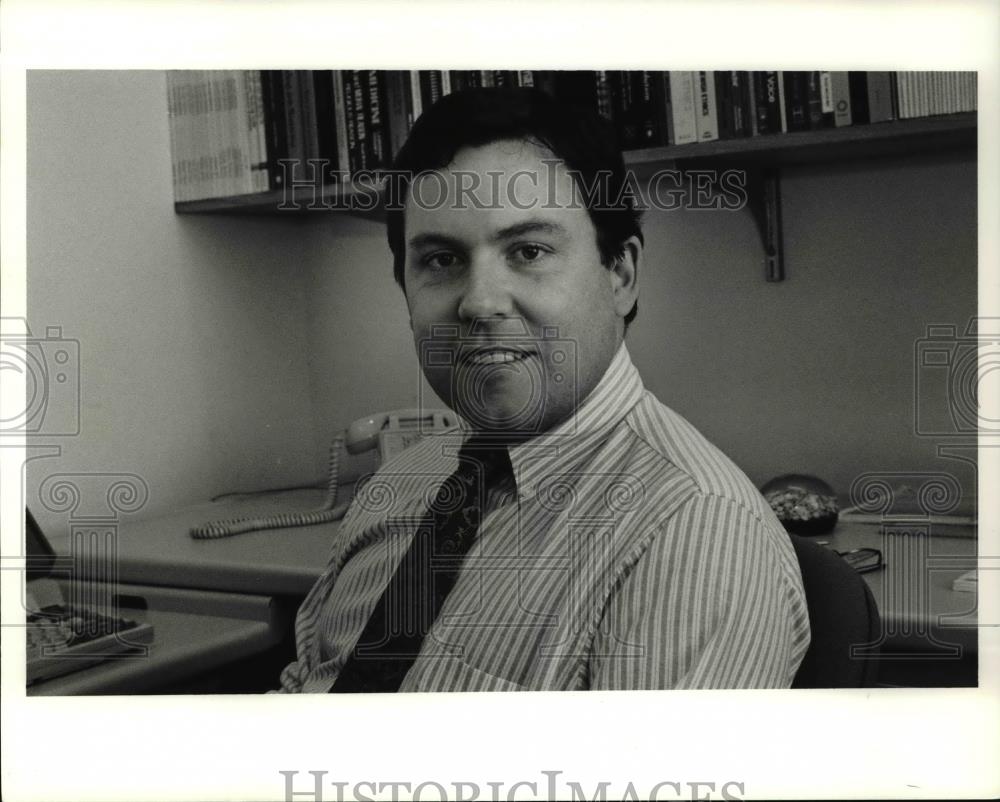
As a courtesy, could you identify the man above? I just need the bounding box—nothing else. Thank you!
[278,87,810,692]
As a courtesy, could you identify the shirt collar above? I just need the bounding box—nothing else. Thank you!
[460,343,645,499]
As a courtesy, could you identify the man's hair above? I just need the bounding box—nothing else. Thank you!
[384,86,642,326]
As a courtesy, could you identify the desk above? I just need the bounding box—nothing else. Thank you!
[53,492,980,686]
[49,490,338,597]
[27,583,290,695]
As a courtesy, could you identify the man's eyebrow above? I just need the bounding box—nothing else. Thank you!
[407,221,568,251]
[408,232,466,250]
[490,220,568,242]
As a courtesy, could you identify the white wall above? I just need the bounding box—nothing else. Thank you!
[26,70,322,527]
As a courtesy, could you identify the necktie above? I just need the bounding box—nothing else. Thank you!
[330,436,513,693]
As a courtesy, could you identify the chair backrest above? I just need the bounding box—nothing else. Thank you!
[789,534,881,688]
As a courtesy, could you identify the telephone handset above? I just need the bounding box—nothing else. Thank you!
[191,408,459,539]
[346,408,459,463]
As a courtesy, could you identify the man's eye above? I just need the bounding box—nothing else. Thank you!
[511,244,549,264]
[423,252,459,270]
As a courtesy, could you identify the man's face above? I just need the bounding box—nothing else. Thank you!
[403,139,639,440]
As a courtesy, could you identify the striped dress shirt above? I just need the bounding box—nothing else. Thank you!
[278,345,810,692]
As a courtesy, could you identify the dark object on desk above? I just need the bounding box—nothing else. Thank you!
[25,507,155,686]
[27,606,154,685]
[761,473,839,535]
[790,534,881,688]
[836,547,884,574]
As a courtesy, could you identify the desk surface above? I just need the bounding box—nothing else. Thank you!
[27,583,287,695]
[51,490,338,597]
[53,492,979,654]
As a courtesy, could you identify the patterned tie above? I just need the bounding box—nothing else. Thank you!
[330,436,513,693]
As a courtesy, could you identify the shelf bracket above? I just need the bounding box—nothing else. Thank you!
[745,167,784,282]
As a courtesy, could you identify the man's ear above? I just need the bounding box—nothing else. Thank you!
[608,235,641,319]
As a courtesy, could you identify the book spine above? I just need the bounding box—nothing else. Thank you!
[331,70,351,178]
[747,70,758,136]
[385,70,411,163]
[299,70,321,181]
[829,71,852,127]
[517,70,535,87]
[233,71,255,195]
[341,71,359,176]
[867,71,894,123]
[203,71,218,199]
[783,71,809,132]
[165,72,184,201]
[265,71,288,190]
[848,71,871,123]
[755,71,781,134]
[311,71,337,180]
[714,71,733,140]
[440,70,452,96]
[250,71,269,192]
[695,70,719,141]
[350,70,368,170]
[658,72,675,145]
[806,71,825,128]
[818,70,835,128]
[649,71,671,145]
[281,71,304,183]
[364,69,388,168]
[669,71,697,145]
[409,70,423,121]
[595,70,615,123]
[731,71,750,137]
[776,71,788,133]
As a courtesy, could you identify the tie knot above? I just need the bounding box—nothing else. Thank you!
[457,436,513,487]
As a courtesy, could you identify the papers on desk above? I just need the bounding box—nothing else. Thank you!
[952,569,977,593]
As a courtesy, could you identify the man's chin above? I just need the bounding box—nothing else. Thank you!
[452,400,543,439]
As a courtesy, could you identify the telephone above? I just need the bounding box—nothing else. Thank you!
[190,408,459,539]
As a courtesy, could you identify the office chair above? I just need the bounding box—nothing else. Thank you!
[789,534,881,688]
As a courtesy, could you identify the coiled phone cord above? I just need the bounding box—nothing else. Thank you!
[190,434,351,539]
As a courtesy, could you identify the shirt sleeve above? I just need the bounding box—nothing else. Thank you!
[589,493,810,690]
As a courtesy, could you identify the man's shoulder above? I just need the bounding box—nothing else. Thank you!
[620,391,773,522]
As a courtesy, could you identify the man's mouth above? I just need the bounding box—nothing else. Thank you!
[463,346,533,366]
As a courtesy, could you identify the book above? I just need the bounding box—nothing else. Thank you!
[669,71,697,145]
[714,72,733,140]
[782,71,809,132]
[281,71,305,183]
[806,71,825,128]
[363,70,388,169]
[848,72,871,124]
[261,71,288,191]
[731,71,751,138]
[754,71,781,135]
[658,72,675,145]
[331,71,351,180]
[776,71,788,133]
[384,70,412,164]
[829,71,852,127]
[350,70,368,170]
[694,70,719,141]
[298,71,321,181]
[595,70,615,123]
[247,72,269,192]
[409,71,423,121]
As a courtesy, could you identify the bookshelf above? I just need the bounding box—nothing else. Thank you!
[169,70,977,281]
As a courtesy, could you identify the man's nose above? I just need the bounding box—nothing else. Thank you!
[456,257,515,321]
